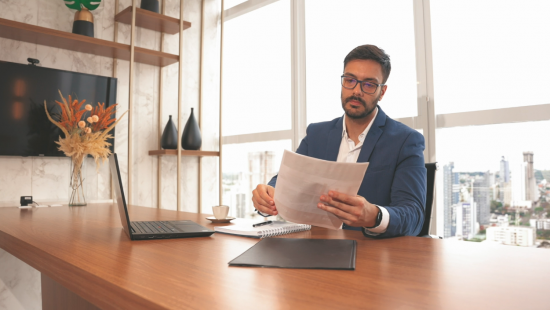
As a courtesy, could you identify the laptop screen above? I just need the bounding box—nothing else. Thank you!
[109,153,132,238]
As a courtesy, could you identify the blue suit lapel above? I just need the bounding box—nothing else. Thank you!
[357,107,387,163]
[325,116,344,161]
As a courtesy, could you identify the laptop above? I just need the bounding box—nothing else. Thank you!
[109,153,215,240]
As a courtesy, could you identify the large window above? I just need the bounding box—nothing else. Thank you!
[431,0,550,114]
[222,0,291,136]
[435,122,550,241]
[305,0,418,124]
[431,0,550,245]
[222,140,292,218]
[222,0,291,218]
[221,0,550,248]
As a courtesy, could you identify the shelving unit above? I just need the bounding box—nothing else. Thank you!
[0,18,178,67]
[0,1,221,213]
[120,0,221,213]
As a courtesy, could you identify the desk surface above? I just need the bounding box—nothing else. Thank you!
[0,203,549,310]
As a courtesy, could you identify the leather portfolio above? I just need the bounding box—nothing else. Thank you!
[228,238,356,270]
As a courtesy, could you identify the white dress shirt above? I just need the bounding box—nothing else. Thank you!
[337,108,390,235]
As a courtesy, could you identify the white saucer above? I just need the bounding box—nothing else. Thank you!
[206,216,236,223]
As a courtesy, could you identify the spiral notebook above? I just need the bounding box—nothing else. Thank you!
[214,221,311,238]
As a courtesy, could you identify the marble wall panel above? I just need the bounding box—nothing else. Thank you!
[0,0,38,23]
[96,0,116,42]
[0,39,37,64]
[114,58,130,199]
[159,62,179,210]
[200,0,222,208]
[116,0,133,45]
[31,157,71,201]
[132,62,159,208]
[178,0,201,212]
[84,157,99,201]
[181,157,199,212]
[202,156,219,210]
[0,279,25,310]
[0,157,32,206]
[202,0,221,151]
[160,156,178,210]
[97,157,112,200]
[0,249,41,310]
[37,0,72,33]
[0,0,37,63]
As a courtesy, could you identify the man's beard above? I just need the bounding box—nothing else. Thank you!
[341,94,379,119]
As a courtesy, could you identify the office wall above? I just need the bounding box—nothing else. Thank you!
[0,1,221,309]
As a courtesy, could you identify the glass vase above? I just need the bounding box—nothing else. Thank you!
[69,156,87,206]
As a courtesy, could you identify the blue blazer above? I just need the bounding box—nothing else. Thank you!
[268,107,426,238]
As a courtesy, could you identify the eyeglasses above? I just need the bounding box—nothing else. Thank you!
[341,75,385,94]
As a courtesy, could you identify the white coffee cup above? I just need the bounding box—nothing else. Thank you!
[212,205,229,219]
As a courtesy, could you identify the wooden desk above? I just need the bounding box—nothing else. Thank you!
[0,203,548,309]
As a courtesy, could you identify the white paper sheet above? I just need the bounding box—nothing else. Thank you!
[273,150,369,229]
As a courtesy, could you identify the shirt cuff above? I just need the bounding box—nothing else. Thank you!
[363,206,390,236]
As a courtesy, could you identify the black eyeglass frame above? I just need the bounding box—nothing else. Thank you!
[341,75,385,94]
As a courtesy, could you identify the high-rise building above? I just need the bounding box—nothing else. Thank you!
[473,172,491,225]
[248,151,276,186]
[222,172,249,218]
[443,163,459,238]
[510,152,538,209]
[247,151,276,215]
[499,156,510,202]
[523,152,538,202]
[235,193,246,218]
[502,181,512,206]
[500,156,510,183]
[452,202,478,239]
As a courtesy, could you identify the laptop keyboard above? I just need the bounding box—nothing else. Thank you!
[132,221,177,234]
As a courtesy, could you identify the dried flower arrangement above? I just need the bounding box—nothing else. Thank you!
[44,90,127,205]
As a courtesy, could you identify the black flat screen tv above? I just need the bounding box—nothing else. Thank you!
[0,60,117,157]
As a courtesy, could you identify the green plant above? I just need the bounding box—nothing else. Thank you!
[64,0,101,11]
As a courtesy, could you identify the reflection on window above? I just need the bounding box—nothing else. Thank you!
[222,0,291,136]
[305,0,417,124]
[431,0,550,114]
[222,140,292,218]
[435,121,550,249]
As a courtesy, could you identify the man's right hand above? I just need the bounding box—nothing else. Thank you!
[252,184,278,216]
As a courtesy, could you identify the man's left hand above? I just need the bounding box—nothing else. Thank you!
[318,191,379,227]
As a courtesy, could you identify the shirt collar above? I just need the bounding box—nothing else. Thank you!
[342,107,379,142]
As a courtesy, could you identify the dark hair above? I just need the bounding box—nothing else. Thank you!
[343,45,391,83]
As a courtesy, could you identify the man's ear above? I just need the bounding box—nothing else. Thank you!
[378,85,388,101]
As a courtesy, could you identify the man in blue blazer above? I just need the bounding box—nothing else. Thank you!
[252,45,426,238]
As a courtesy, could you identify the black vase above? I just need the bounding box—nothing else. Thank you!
[181,108,202,150]
[161,115,178,149]
[72,20,94,37]
[140,0,159,13]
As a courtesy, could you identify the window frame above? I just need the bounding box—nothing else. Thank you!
[221,0,550,235]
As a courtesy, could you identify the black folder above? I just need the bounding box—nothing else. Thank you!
[228,238,356,270]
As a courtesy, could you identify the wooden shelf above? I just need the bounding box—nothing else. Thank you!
[115,6,191,35]
[149,150,220,157]
[0,18,178,67]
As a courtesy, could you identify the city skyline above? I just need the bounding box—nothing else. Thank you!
[440,150,550,247]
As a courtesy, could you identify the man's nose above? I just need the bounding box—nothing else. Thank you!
[352,83,363,96]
